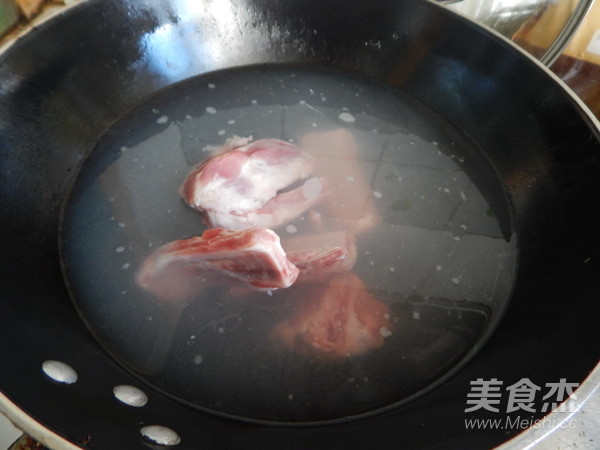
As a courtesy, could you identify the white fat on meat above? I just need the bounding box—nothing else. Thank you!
[180,138,329,230]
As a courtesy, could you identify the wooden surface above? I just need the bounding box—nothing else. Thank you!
[14,0,45,19]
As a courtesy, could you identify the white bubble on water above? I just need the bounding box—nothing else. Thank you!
[379,327,392,337]
[302,177,322,200]
[338,112,355,123]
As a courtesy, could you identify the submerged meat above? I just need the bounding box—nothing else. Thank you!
[272,273,392,357]
[136,227,299,300]
[301,129,380,234]
[283,231,357,281]
[180,137,329,230]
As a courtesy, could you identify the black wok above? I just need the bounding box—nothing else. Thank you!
[1,0,599,448]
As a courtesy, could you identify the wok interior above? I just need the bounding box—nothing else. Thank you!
[1,0,599,447]
[59,64,518,423]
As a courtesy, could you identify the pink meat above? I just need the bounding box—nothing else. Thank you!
[136,227,300,300]
[180,138,329,230]
[271,273,392,357]
[301,129,380,234]
[283,231,357,281]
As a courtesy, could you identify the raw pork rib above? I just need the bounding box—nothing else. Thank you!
[136,227,299,300]
[301,129,380,234]
[283,231,357,281]
[180,138,329,230]
[271,273,392,357]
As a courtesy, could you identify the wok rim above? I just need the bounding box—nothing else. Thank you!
[0,392,80,450]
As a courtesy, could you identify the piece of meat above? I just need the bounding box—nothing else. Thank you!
[180,138,329,230]
[300,129,380,234]
[271,273,392,357]
[283,231,357,281]
[136,227,300,300]
[222,231,358,302]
